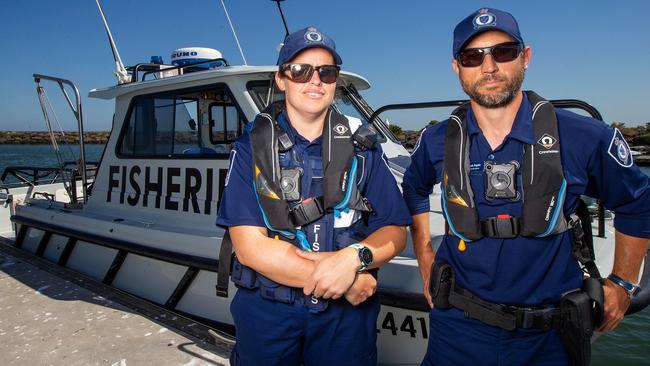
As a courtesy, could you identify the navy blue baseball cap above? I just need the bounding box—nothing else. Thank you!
[453,8,524,58]
[277,26,342,66]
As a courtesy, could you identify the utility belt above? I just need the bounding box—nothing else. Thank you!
[230,256,308,306]
[429,261,604,366]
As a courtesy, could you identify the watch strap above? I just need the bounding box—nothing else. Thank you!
[349,243,371,272]
[607,273,641,298]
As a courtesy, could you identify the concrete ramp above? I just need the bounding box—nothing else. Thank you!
[0,239,231,366]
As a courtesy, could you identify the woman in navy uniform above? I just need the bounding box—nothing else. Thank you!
[217,27,412,366]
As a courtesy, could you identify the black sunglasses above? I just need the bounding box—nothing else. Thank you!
[279,63,340,84]
[457,42,523,67]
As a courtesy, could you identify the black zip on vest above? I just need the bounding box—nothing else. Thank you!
[249,101,372,248]
[442,91,568,242]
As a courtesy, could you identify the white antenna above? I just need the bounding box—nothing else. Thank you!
[95,0,130,84]
[220,0,248,65]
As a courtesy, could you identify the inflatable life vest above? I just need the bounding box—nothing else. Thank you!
[227,102,374,312]
[442,91,570,243]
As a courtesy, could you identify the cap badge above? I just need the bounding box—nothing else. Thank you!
[305,31,323,43]
[473,9,496,29]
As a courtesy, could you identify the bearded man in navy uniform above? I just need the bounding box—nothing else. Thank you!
[402,8,650,366]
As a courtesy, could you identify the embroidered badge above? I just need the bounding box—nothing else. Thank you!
[607,128,633,168]
[473,9,497,29]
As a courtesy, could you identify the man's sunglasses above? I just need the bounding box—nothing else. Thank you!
[457,42,523,68]
[279,63,340,84]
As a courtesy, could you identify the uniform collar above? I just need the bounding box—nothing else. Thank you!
[466,91,535,145]
[277,111,323,146]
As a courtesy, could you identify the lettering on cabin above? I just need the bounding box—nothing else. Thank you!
[107,165,228,215]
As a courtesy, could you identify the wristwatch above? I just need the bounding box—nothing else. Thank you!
[349,243,373,272]
[607,273,641,298]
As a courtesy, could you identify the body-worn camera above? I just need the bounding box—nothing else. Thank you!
[484,160,520,201]
[280,168,302,202]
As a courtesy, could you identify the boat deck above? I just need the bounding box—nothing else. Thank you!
[0,237,232,366]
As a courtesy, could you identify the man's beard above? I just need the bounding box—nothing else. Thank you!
[460,64,525,109]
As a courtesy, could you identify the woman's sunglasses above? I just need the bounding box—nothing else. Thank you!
[456,42,523,68]
[279,63,340,84]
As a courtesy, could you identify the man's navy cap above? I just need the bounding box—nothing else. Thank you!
[453,8,524,58]
[277,26,342,66]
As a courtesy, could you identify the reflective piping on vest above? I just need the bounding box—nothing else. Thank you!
[441,190,473,243]
[450,115,465,191]
[257,113,277,180]
[536,178,568,238]
[252,179,312,251]
[334,156,358,212]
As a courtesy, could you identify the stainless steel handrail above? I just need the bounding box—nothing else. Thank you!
[33,74,88,204]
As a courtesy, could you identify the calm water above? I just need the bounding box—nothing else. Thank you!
[0,144,649,364]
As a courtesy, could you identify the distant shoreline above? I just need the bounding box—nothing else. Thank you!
[0,131,109,145]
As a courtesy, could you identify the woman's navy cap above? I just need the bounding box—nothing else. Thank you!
[277,26,342,66]
[453,8,524,58]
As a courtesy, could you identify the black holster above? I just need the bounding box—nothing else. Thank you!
[429,261,453,309]
[559,277,604,366]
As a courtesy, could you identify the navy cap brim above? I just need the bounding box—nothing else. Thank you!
[277,44,343,66]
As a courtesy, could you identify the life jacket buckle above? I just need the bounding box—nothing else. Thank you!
[289,196,325,226]
[480,214,520,238]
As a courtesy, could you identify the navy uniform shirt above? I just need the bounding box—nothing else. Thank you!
[217,112,412,245]
[402,92,650,306]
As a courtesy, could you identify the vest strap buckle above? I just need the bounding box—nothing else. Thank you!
[480,214,520,238]
[289,196,325,226]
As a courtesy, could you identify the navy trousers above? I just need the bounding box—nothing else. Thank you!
[421,307,570,366]
[230,287,380,366]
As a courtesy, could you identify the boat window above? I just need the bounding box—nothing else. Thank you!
[209,102,244,146]
[117,84,245,158]
[118,96,199,156]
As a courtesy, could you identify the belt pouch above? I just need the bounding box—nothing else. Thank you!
[230,257,258,289]
[429,261,453,309]
[258,274,295,304]
[559,290,593,366]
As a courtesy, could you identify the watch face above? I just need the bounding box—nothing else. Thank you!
[360,247,373,265]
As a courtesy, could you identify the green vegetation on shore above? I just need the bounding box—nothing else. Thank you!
[0,131,109,145]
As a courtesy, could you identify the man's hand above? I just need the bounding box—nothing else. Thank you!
[597,279,631,332]
[297,247,359,299]
[416,245,435,308]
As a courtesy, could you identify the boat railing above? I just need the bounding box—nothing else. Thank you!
[33,74,89,205]
[128,57,229,83]
[0,161,99,194]
[368,98,609,238]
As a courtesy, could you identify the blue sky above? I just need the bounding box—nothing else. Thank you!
[1,0,649,131]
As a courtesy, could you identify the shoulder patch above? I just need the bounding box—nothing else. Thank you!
[607,128,633,168]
